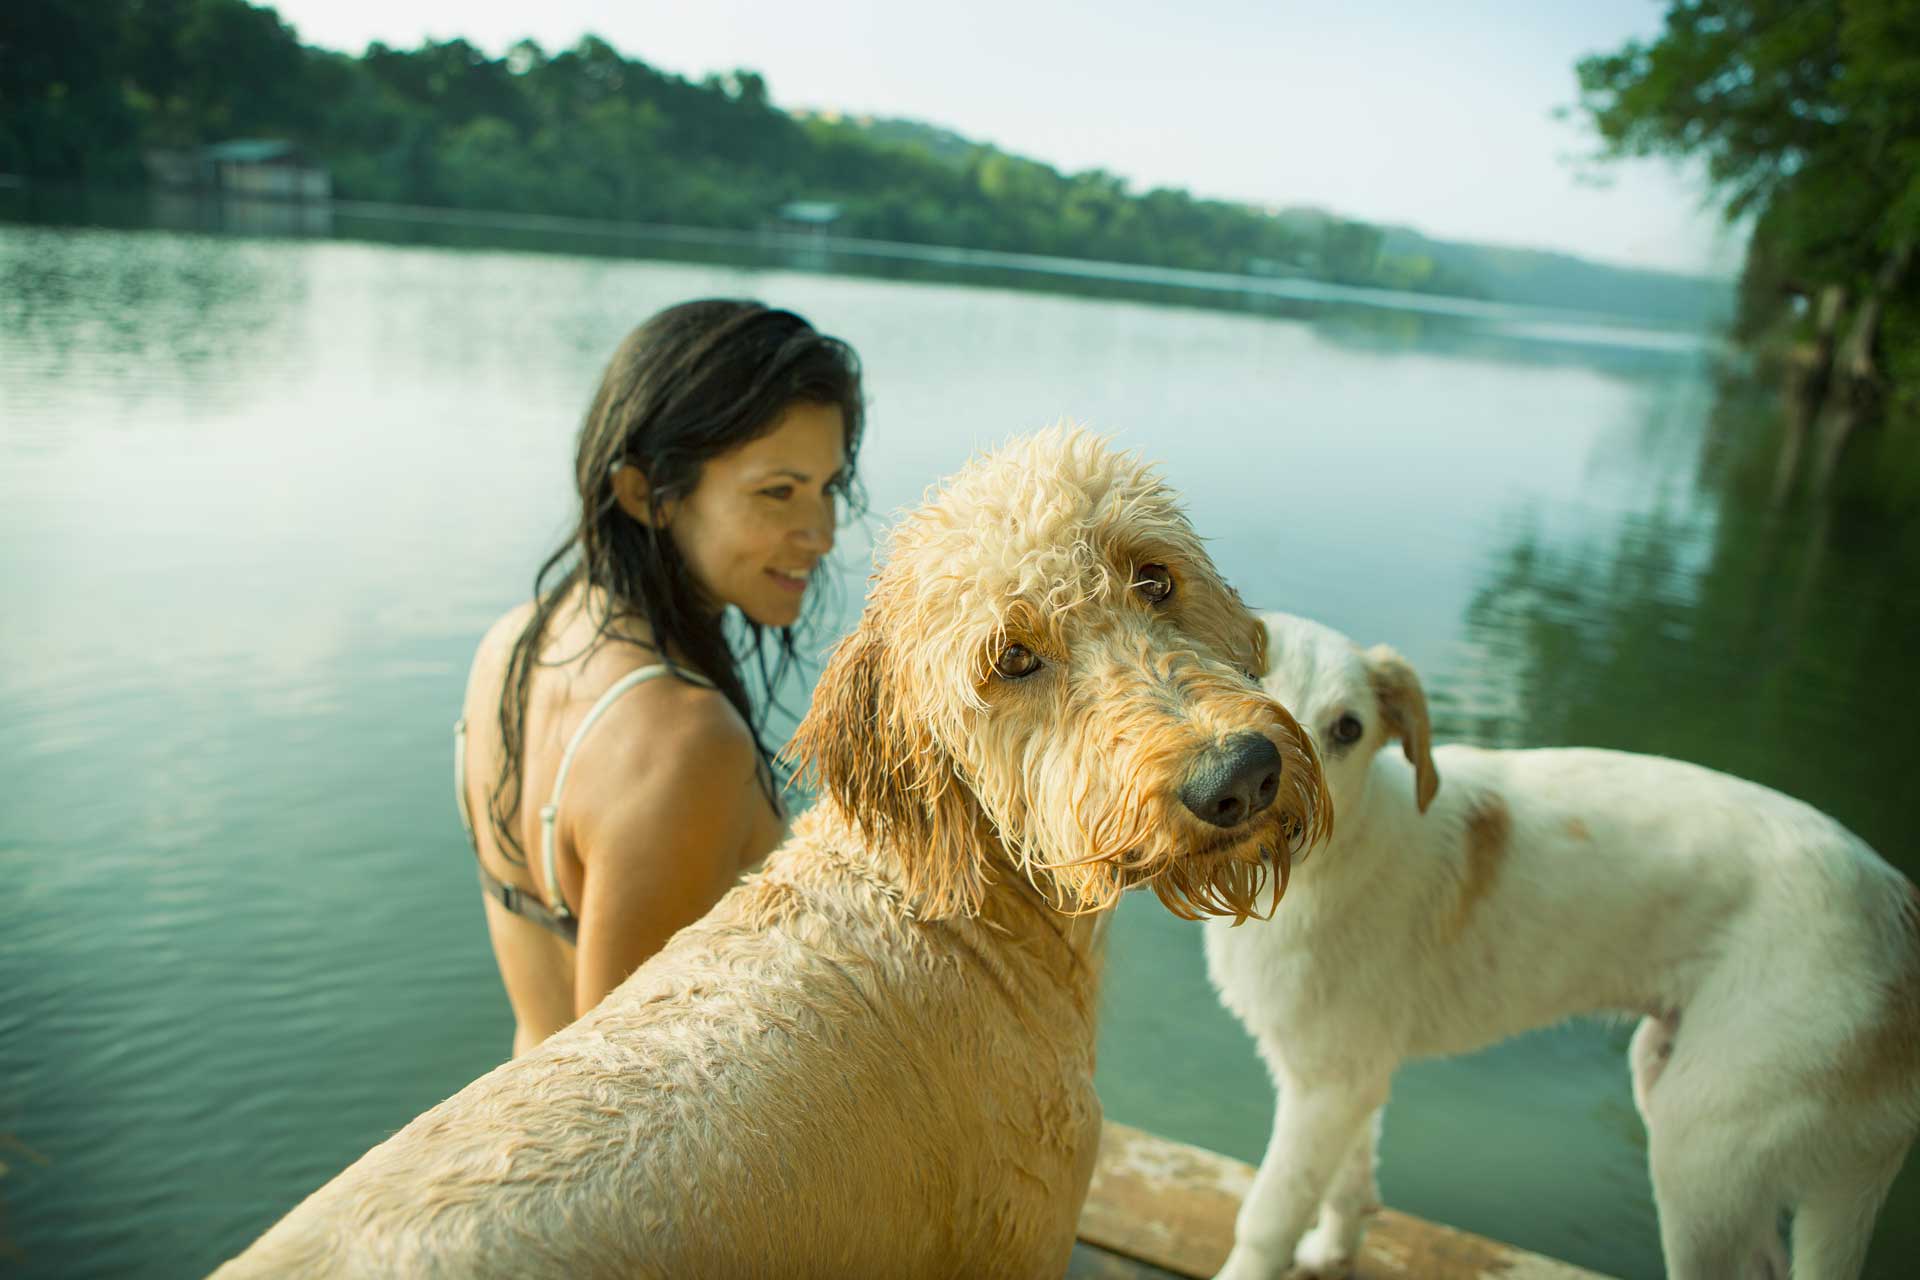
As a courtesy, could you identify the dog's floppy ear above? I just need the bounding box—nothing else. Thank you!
[1245,613,1271,679]
[1365,644,1439,813]
[786,621,992,918]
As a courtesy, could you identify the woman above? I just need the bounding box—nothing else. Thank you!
[455,299,865,1055]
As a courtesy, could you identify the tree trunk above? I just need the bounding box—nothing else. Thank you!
[1775,283,1847,502]
[1810,240,1916,493]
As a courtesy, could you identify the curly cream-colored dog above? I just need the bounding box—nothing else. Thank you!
[212,428,1328,1280]
[1206,611,1920,1280]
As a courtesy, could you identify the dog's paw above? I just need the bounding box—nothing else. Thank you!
[1288,1222,1359,1279]
[1213,1242,1289,1280]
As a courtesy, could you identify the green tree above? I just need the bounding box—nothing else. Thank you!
[1,0,142,179]
[1578,0,1920,494]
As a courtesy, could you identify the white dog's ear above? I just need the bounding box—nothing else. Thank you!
[786,623,992,918]
[1245,614,1271,679]
[1365,645,1440,813]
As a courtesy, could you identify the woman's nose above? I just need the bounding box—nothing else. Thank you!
[793,497,834,551]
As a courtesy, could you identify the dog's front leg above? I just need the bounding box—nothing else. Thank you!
[1289,1105,1382,1277]
[1215,1076,1388,1280]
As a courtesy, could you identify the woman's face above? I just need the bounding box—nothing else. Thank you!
[666,401,848,628]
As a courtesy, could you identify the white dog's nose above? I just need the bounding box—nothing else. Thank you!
[1180,733,1282,829]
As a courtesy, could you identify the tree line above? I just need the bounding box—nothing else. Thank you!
[5,0,1469,294]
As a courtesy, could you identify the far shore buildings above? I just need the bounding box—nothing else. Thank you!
[773,200,842,243]
[143,140,331,201]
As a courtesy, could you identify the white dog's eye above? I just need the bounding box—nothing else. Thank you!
[1329,713,1364,746]
[993,643,1043,680]
[1134,563,1174,604]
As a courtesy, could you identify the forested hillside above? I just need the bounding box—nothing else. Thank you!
[7,0,1731,323]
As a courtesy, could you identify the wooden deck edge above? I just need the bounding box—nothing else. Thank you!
[1076,1121,1615,1280]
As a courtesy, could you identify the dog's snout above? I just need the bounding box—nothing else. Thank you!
[1180,732,1282,830]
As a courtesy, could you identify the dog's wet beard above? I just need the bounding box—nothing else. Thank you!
[1148,842,1291,923]
[1033,820,1300,922]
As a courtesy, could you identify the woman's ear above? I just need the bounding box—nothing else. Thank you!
[611,463,663,527]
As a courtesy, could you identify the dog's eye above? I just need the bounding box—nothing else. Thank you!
[1134,563,1174,604]
[1329,713,1364,746]
[993,643,1043,680]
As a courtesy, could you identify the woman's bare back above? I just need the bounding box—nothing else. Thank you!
[459,589,784,1051]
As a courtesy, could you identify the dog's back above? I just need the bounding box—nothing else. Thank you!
[216,810,1103,1280]
[1416,745,1910,1051]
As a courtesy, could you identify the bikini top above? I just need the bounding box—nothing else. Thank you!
[454,663,715,943]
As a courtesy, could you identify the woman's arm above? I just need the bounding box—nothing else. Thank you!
[567,697,764,1017]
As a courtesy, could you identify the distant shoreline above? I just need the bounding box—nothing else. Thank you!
[325,195,1573,324]
[0,180,1728,355]
[0,179,1721,343]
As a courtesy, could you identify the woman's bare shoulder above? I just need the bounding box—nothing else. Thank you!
[478,600,540,663]
[600,671,757,771]
[463,601,539,713]
[566,674,767,858]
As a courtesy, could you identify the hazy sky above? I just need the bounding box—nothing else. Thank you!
[266,0,1743,275]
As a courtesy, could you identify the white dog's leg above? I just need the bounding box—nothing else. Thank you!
[1787,1151,1903,1280]
[1632,1004,1763,1273]
[1649,1129,1781,1280]
[1751,1226,1790,1280]
[1216,1076,1388,1280]
[1290,1106,1382,1277]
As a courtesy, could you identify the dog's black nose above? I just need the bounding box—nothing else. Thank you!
[1180,732,1282,830]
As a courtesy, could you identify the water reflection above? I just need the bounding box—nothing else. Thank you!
[148,191,335,239]
[0,226,308,434]
[1451,375,1920,1274]
[1461,380,1920,857]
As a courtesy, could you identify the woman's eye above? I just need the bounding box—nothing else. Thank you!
[993,643,1043,680]
[1134,563,1174,604]
[1329,713,1364,746]
[760,485,795,501]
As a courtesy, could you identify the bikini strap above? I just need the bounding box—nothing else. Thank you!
[540,663,714,921]
[475,862,579,943]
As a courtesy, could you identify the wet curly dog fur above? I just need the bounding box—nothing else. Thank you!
[212,427,1328,1280]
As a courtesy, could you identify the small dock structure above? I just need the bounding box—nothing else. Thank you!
[143,139,331,200]
[774,199,843,242]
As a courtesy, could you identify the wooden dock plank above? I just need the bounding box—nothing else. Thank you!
[1067,1240,1188,1279]
[1077,1122,1614,1280]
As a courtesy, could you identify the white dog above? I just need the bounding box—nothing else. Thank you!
[1205,611,1919,1280]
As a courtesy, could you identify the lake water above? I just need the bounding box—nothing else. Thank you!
[4,204,1918,1279]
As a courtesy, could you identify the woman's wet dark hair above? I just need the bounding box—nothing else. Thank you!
[489,299,865,862]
